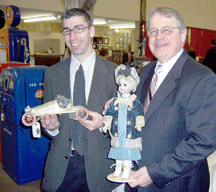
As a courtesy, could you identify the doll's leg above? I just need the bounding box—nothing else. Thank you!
[121,160,133,179]
[113,160,123,177]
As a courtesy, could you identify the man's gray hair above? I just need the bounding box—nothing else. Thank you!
[146,7,186,33]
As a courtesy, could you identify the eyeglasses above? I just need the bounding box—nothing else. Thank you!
[147,26,180,37]
[62,26,88,35]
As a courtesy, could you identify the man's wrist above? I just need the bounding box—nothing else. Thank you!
[46,127,60,136]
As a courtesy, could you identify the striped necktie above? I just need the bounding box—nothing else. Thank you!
[144,64,163,114]
[150,64,162,97]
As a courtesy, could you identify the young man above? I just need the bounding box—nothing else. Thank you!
[129,7,216,192]
[40,8,119,192]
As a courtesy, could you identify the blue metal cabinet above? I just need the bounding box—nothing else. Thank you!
[0,66,50,185]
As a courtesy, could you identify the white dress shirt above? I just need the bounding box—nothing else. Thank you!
[155,48,184,91]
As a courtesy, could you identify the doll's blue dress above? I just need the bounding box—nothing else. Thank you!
[106,95,143,161]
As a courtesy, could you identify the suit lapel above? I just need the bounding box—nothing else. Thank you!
[145,50,189,122]
[56,58,71,98]
[87,55,110,111]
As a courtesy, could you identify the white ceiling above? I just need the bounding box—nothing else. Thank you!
[0,5,62,23]
[0,5,135,27]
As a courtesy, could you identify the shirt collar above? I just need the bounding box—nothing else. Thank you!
[71,50,96,67]
[82,50,96,69]
[156,48,184,73]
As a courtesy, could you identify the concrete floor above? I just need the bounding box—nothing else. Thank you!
[0,162,42,192]
[0,153,215,192]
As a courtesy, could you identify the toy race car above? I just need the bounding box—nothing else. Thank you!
[22,95,88,126]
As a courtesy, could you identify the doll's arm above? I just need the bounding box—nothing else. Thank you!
[102,115,113,133]
[135,115,145,132]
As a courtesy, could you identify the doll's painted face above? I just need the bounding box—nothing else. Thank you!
[118,78,133,95]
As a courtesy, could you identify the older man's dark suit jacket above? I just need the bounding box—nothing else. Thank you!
[202,46,216,73]
[41,55,118,192]
[136,50,216,192]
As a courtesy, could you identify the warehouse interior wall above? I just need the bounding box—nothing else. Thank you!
[147,0,216,30]
[1,0,215,30]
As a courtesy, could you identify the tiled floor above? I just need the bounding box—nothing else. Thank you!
[0,162,41,192]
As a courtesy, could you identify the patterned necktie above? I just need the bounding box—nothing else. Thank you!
[150,64,163,97]
[72,64,86,156]
[144,64,163,114]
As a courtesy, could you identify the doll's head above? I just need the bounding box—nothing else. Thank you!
[115,63,140,93]
[118,78,133,95]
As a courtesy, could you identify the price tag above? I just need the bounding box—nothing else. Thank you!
[32,122,41,138]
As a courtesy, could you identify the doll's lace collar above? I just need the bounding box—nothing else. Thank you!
[114,92,136,108]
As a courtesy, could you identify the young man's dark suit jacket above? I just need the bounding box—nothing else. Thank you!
[41,55,118,192]
[136,50,216,192]
[202,46,216,73]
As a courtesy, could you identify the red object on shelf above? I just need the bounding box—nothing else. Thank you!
[0,62,30,74]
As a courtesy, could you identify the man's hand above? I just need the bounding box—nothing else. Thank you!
[128,166,153,188]
[76,110,104,131]
[102,97,114,115]
[40,114,60,131]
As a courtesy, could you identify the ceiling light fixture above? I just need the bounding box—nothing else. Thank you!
[109,24,135,29]
[93,20,107,25]
[23,16,57,23]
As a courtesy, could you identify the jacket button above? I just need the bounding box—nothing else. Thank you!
[65,156,69,159]
[127,134,132,139]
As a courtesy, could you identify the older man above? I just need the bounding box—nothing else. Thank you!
[129,7,216,192]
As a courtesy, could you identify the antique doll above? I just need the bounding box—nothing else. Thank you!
[103,64,145,180]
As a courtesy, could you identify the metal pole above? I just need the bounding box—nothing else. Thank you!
[138,0,146,57]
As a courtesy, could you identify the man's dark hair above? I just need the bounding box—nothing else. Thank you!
[211,39,216,46]
[61,8,92,27]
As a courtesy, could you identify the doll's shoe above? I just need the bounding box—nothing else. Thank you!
[113,160,123,177]
[121,160,133,179]
[121,169,131,179]
[113,167,122,177]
